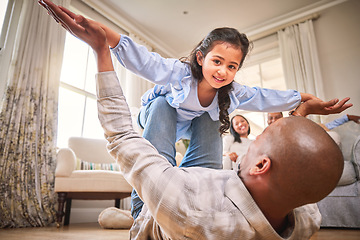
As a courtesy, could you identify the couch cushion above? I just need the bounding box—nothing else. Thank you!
[75,158,120,171]
[337,161,357,186]
[54,171,132,192]
[332,121,360,161]
[68,137,115,164]
[328,181,359,197]
[353,135,360,177]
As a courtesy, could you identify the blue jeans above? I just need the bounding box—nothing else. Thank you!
[131,96,223,219]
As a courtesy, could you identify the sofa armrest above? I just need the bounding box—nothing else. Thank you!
[352,135,360,179]
[56,148,76,177]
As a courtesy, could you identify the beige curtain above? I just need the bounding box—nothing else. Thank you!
[0,0,69,227]
[278,20,325,122]
[113,33,154,108]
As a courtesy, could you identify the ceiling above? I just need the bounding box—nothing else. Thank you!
[86,0,338,57]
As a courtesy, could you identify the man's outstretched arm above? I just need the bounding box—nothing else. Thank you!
[96,72,190,238]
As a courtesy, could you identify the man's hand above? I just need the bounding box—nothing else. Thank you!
[293,97,352,117]
[39,0,108,53]
[39,0,114,72]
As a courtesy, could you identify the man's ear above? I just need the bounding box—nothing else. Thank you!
[196,51,203,66]
[249,157,271,176]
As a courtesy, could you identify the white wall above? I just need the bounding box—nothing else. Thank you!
[314,0,360,121]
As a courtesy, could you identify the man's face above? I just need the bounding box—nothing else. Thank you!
[239,121,273,176]
[267,112,283,126]
[239,118,284,178]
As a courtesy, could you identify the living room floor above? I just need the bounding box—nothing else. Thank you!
[0,222,359,240]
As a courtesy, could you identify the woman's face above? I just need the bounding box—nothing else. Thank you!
[232,116,249,138]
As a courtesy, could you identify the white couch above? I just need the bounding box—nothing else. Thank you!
[317,122,360,228]
[54,137,133,226]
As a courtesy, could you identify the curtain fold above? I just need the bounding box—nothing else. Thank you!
[0,0,69,227]
[278,20,325,122]
[117,33,154,108]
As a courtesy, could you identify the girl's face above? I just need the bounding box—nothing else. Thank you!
[232,115,249,138]
[197,42,243,89]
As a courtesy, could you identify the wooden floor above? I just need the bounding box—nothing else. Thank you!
[0,222,359,240]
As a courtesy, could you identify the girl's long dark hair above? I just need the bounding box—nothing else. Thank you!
[183,27,252,135]
[230,115,251,143]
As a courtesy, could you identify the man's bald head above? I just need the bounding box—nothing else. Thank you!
[257,117,344,206]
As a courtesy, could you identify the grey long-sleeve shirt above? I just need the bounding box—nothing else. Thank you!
[96,71,321,240]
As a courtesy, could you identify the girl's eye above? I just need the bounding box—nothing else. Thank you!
[229,65,236,70]
[213,60,221,65]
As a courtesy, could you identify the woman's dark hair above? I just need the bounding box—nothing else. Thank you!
[183,27,252,135]
[230,115,251,143]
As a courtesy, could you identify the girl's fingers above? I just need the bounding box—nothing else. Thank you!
[325,98,352,113]
[322,98,339,108]
[336,97,350,106]
[325,97,350,110]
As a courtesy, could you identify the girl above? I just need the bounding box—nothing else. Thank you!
[109,27,311,169]
[39,0,351,220]
[100,27,311,219]
[223,115,253,170]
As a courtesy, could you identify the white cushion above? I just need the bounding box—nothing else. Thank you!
[54,171,132,192]
[68,137,115,164]
[327,131,341,147]
[337,161,357,186]
[55,148,76,177]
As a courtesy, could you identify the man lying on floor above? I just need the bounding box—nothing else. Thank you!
[96,72,346,240]
[39,1,352,239]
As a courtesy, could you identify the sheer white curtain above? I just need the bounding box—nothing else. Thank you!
[278,20,325,122]
[117,33,154,108]
[0,0,69,227]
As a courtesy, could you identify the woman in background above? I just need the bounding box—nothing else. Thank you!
[223,115,252,170]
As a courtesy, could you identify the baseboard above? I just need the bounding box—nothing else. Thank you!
[70,207,105,223]
[68,198,131,223]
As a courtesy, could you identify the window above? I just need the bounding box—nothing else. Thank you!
[232,35,287,137]
[0,0,11,51]
[57,33,103,148]
[0,0,23,106]
[0,0,8,34]
[57,3,126,148]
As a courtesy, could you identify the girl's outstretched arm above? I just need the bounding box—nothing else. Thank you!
[292,97,352,117]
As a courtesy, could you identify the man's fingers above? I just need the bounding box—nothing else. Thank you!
[59,6,78,19]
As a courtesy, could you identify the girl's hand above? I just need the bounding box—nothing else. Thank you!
[293,97,352,117]
[39,0,108,54]
[300,92,321,102]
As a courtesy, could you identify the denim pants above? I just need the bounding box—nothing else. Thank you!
[131,96,223,219]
